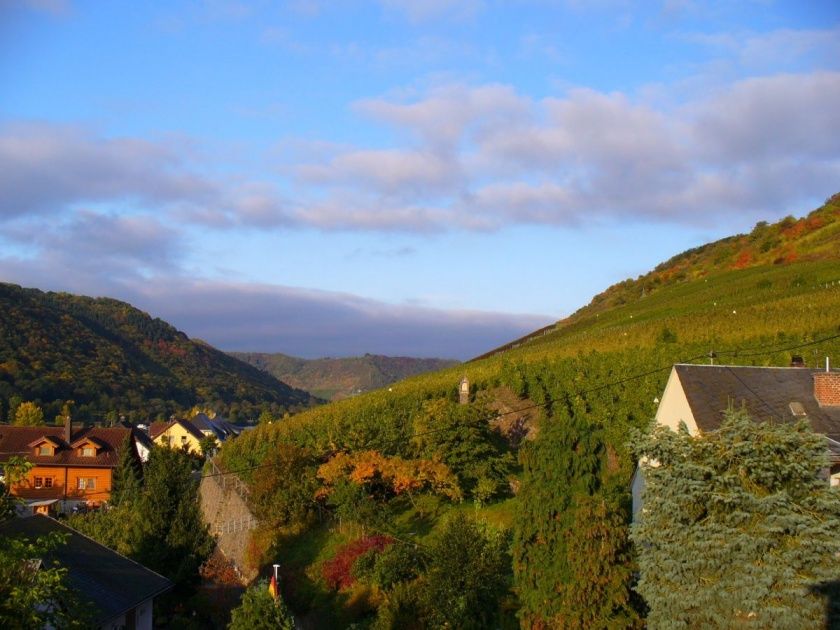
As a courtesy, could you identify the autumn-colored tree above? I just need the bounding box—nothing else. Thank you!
[13,401,44,426]
[317,450,461,504]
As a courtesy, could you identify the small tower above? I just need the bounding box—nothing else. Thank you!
[459,376,470,405]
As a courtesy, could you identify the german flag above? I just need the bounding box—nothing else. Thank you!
[268,574,279,600]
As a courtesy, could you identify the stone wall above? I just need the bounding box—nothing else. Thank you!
[199,468,258,583]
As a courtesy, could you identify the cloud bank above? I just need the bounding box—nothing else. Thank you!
[3,71,838,235]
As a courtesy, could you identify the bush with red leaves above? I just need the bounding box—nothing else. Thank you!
[321,534,394,590]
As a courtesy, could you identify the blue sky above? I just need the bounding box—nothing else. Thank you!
[1,0,838,359]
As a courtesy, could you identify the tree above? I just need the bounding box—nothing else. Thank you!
[418,513,510,629]
[134,446,214,588]
[0,531,90,629]
[0,456,32,520]
[513,404,639,629]
[228,579,294,630]
[248,444,318,528]
[632,409,840,629]
[13,401,44,426]
[53,400,74,426]
[198,435,218,459]
[109,434,141,508]
[412,399,514,501]
[70,446,212,591]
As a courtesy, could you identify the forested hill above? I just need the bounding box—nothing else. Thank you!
[230,352,459,400]
[0,284,319,424]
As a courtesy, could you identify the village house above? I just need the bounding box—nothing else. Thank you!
[0,514,174,629]
[0,417,143,515]
[632,361,840,519]
[150,413,238,455]
[149,417,207,455]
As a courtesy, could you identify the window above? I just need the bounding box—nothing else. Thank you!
[180,435,188,444]
[34,477,43,489]
[81,446,95,457]
[77,478,96,490]
[44,478,53,488]
[38,446,51,456]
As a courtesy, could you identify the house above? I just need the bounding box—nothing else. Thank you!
[149,417,208,455]
[632,363,840,519]
[189,412,240,443]
[0,514,174,629]
[0,417,143,514]
[150,414,238,455]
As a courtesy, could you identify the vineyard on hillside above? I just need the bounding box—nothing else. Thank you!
[219,196,840,627]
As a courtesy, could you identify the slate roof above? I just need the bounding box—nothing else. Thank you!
[190,413,239,440]
[674,365,840,441]
[0,515,173,624]
[0,425,133,468]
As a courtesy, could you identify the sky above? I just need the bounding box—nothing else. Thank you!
[1,0,838,359]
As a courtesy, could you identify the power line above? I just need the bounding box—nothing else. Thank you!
[8,332,840,488]
[199,331,840,482]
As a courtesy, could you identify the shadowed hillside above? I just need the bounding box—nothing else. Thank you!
[0,284,320,424]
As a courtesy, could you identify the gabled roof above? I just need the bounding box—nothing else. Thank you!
[27,435,64,449]
[70,435,107,449]
[0,425,134,468]
[0,515,173,624]
[150,418,206,442]
[674,364,840,440]
[190,413,237,440]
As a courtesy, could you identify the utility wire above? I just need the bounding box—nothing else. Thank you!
[9,332,840,488]
[197,330,840,482]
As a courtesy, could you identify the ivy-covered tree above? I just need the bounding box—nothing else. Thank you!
[228,579,294,630]
[513,402,639,629]
[632,409,840,629]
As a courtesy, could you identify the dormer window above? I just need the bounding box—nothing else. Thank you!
[82,446,95,457]
[38,445,52,456]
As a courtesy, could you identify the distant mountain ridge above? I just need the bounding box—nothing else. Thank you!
[230,352,459,400]
[0,284,319,423]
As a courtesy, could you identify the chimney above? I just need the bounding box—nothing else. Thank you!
[790,355,806,368]
[64,414,72,443]
[814,361,840,406]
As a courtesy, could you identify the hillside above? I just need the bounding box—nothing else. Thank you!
[230,352,459,400]
[218,194,840,627]
[0,284,319,424]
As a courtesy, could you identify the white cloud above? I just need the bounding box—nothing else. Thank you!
[3,71,838,236]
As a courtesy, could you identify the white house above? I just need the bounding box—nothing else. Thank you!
[632,363,840,520]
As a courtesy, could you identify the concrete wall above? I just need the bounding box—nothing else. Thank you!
[199,471,258,583]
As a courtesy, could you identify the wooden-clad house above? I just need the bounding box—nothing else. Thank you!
[0,417,141,513]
